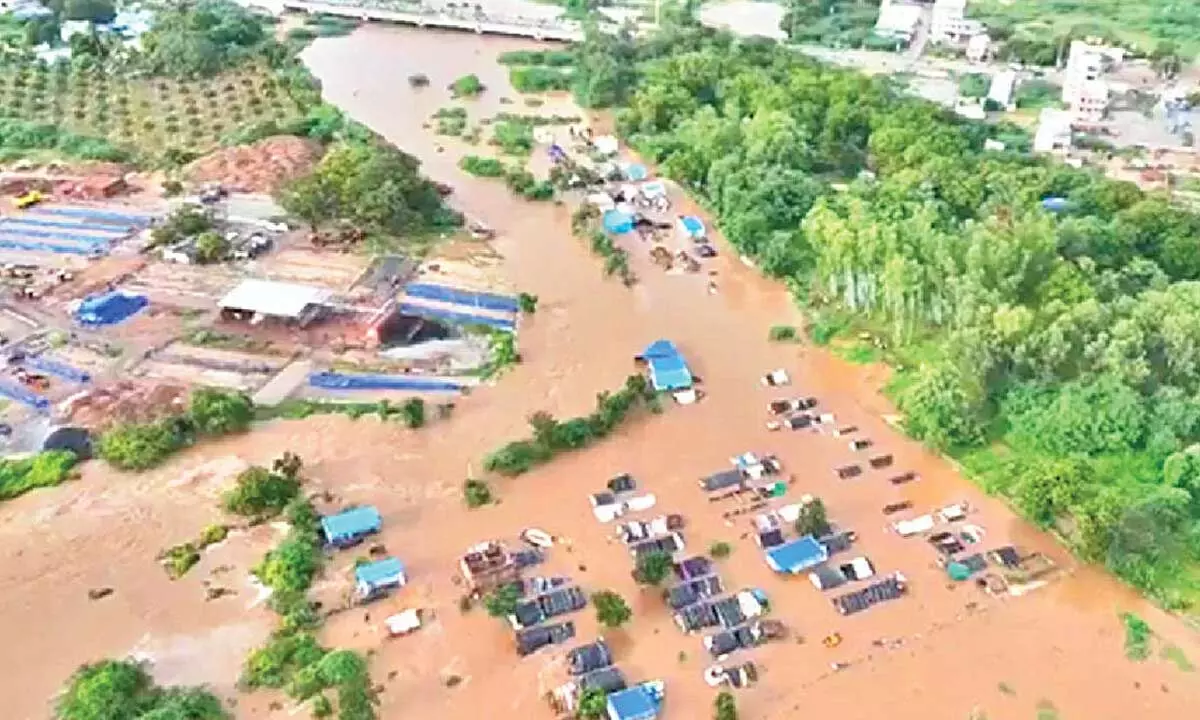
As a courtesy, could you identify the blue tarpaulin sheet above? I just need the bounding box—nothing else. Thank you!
[0,237,97,256]
[1041,197,1071,213]
[27,355,90,384]
[603,209,634,234]
[398,302,516,331]
[74,291,148,327]
[3,216,129,234]
[38,206,152,225]
[0,224,113,244]
[403,283,519,313]
[0,379,50,411]
[308,371,464,393]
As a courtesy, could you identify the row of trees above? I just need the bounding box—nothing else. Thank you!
[569,19,1200,608]
[96,388,253,470]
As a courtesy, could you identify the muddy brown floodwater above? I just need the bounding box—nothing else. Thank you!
[1,24,1197,720]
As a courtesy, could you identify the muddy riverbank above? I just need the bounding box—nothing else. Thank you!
[0,23,1196,720]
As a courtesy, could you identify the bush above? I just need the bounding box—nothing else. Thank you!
[463,478,493,508]
[484,584,520,618]
[459,155,506,178]
[199,524,229,547]
[510,67,572,93]
[161,542,201,578]
[958,73,990,99]
[794,498,831,537]
[592,590,632,628]
[768,325,798,342]
[498,50,575,67]
[491,119,534,154]
[432,106,467,136]
[223,466,301,519]
[96,418,191,471]
[710,541,733,559]
[715,690,738,720]
[399,398,426,429]
[194,231,230,264]
[634,550,673,585]
[162,179,184,196]
[0,450,77,501]
[450,74,485,98]
[518,292,538,314]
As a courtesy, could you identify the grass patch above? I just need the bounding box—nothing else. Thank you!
[490,118,534,154]
[483,374,657,477]
[510,67,572,93]
[459,154,506,178]
[450,74,485,98]
[1122,612,1153,661]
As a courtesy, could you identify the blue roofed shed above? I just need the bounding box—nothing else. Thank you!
[607,683,663,720]
[637,340,693,392]
[354,556,407,597]
[764,535,829,574]
[603,209,634,234]
[321,506,382,546]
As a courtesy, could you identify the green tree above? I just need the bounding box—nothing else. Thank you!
[64,0,116,22]
[399,398,426,429]
[194,231,230,264]
[714,691,738,720]
[56,659,228,720]
[794,497,831,537]
[223,466,301,519]
[577,687,607,719]
[634,549,673,585]
[279,173,340,232]
[484,584,520,618]
[96,419,189,471]
[189,388,253,435]
[591,590,631,628]
[450,74,484,97]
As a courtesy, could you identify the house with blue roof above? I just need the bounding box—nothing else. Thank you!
[676,215,705,241]
[764,535,829,574]
[354,557,407,599]
[607,681,664,720]
[636,340,694,393]
[321,506,382,548]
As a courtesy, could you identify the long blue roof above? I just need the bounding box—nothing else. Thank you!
[321,506,382,541]
[354,557,405,586]
[639,340,692,391]
[764,535,828,574]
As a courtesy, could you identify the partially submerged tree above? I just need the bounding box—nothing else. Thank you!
[714,690,738,720]
[56,659,228,720]
[592,590,632,628]
[634,549,673,585]
[794,497,831,537]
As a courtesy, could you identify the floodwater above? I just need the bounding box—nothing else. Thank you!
[0,23,1197,720]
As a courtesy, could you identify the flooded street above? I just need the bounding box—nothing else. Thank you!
[0,24,1197,720]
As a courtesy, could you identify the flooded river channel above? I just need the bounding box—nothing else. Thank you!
[0,23,1197,720]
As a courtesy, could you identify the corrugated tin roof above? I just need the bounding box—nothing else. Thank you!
[321,506,382,541]
[354,556,405,586]
[608,685,660,720]
[765,535,829,574]
[219,279,332,318]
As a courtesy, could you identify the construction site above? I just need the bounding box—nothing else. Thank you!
[0,164,521,454]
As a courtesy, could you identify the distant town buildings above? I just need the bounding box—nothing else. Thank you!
[987,70,1017,110]
[874,0,923,45]
[930,0,984,45]
[1063,40,1125,124]
[966,33,990,63]
[1033,108,1074,155]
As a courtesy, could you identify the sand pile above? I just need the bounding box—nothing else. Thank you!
[63,380,190,429]
[186,136,323,194]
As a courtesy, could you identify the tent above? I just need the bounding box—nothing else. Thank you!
[603,209,634,234]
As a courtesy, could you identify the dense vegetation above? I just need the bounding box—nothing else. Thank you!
[780,0,900,51]
[484,374,658,476]
[971,0,1200,59]
[140,0,270,78]
[0,450,77,502]
[571,21,1200,609]
[280,139,463,235]
[96,388,253,471]
[56,659,228,720]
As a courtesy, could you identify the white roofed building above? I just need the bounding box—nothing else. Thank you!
[219,279,333,324]
[874,0,923,43]
[931,0,984,44]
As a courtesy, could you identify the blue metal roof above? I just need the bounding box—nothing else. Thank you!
[607,685,661,720]
[354,557,405,587]
[764,535,829,574]
[678,215,705,237]
[321,506,382,542]
[639,339,693,391]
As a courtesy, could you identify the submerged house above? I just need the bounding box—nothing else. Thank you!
[354,556,407,599]
[321,506,382,547]
[607,681,664,720]
[764,535,829,574]
[636,339,694,395]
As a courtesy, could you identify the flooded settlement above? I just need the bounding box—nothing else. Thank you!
[1,7,1199,720]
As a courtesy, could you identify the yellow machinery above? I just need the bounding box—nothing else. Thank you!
[14,190,44,209]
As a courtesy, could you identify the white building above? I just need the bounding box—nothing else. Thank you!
[987,70,1017,110]
[1033,108,1074,155]
[931,0,984,44]
[966,33,990,63]
[1063,41,1121,123]
[60,20,92,43]
[874,0,923,44]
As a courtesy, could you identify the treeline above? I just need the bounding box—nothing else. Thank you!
[570,21,1200,608]
[97,388,254,471]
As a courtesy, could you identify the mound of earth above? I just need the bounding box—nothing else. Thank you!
[186,136,323,194]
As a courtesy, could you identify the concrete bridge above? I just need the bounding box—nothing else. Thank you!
[281,1,587,41]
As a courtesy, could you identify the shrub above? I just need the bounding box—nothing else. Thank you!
[710,541,733,559]
[463,478,493,508]
[198,524,229,547]
[634,550,673,585]
[56,659,228,720]
[518,292,538,314]
[592,590,632,628]
[794,498,831,537]
[223,466,301,519]
[715,690,738,720]
[399,398,426,429]
[768,325,798,342]
[510,67,571,93]
[484,584,520,618]
[458,155,506,178]
[96,418,191,471]
[490,119,534,154]
[161,542,201,578]
[449,74,484,98]
[0,450,77,501]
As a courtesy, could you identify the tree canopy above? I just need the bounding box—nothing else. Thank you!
[56,659,227,720]
[140,0,268,78]
[571,20,1200,609]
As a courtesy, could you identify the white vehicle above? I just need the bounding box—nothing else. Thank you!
[761,369,790,387]
[385,609,422,637]
[893,515,935,537]
[521,528,554,548]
